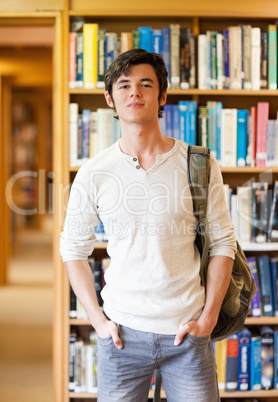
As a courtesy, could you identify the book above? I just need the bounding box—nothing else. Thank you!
[247,256,262,317]
[68,32,77,88]
[121,31,133,53]
[257,255,274,316]
[180,27,190,89]
[138,26,152,52]
[237,186,252,243]
[256,102,269,167]
[270,257,278,316]
[170,24,180,89]
[268,181,278,241]
[226,334,239,391]
[198,106,208,146]
[97,28,106,89]
[228,25,242,89]
[220,108,237,166]
[250,336,262,390]
[268,25,277,90]
[152,29,162,54]
[237,109,248,167]
[251,181,269,243]
[75,33,84,88]
[251,27,261,90]
[243,25,252,89]
[69,103,79,166]
[274,330,278,389]
[105,32,118,73]
[162,27,171,83]
[83,23,99,89]
[237,327,251,391]
[260,31,268,89]
[198,34,207,89]
[261,326,274,390]
[69,332,77,391]
[216,339,227,391]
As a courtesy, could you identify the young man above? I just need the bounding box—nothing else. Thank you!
[60,49,237,401]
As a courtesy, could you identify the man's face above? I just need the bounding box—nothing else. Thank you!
[105,63,166,125]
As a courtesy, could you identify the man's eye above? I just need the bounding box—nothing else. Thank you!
[120,85,129,89]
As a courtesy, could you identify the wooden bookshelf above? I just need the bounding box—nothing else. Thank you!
[53,1,278,401]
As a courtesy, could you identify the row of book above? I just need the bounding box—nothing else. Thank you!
[199,25,278,91]
[162,101,278,167]
[69,331,98,393]
[215,327,278,392]
[68,23,195,90]
[69,257,110,319]
[69,103,120,166]
[69,332,164,394]
[248,255,278,318]
[69,22,278,91]
[69,100,278,168]
[228,181,278,244]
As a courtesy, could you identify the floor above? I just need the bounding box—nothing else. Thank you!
[0,228,54,402]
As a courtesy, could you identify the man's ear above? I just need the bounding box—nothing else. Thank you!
[159,91,167,107]
[105,91,114,108]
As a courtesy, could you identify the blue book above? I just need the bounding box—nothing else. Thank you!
[76,33,84,87]
[226,334,239,392]
[163,105,173,138]
[216,102,223,161]
[247,257,262,317]
[152,29,162,55]
[270,257,278,316]
[82,109,91,158]
[261,326,274,389]
[250,336,262,390]
[162,28,170,83]
[178,101,187,142]
[222,29,230,89]
[237,109,248,166]
[138,26,152,52]
[171,104,180,140]
[257,255,274,316]
[207,101,217,157]
[274,330,278,389]
[238,327,251,391]
[187,101,197,145]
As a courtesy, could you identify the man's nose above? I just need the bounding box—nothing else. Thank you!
[130,85,142,97]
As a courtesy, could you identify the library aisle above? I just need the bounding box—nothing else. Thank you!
[0,226,54,402]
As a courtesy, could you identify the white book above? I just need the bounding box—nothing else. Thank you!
[243,25,252,89]
[97,108,114,153]
[231,194,239,242]
[89,111,98,158]
[74,340,86,393]
[251,27,261,90]
[237,186,252,242]
[228,26,242,89]
[220,108,237,166]
[217,33,224,89]
[198,34,207,89]
[69,103,79,166]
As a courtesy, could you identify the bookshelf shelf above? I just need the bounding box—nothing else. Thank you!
[245,316,278,325]
[220,389,278,398]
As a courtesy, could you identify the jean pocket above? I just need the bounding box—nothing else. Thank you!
[185,333,210,346]
[97,335,114,346]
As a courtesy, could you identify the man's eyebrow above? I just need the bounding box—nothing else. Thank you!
[116,77,155,85]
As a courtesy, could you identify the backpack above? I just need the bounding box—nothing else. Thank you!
[187,145,257,342]
[153,145,257,402]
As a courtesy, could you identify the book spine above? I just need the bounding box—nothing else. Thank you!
[268,25,277,90]
[257,255,274,316]
[97,28,106,88]
[238,330,251,391]
[83,23,98,89]
[138,26,152,52]
[237,109,248,167]
[198,34,207,89]
[76,33,84,88]
[162,28,171,84]
[247,257,262,317]
[250,336,262,390]
[261,326,274,390]
[68,32,77,88]
[170,24,181,89]
[226,335,239,391]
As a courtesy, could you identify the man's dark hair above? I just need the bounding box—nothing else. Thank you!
[105,48,168,118]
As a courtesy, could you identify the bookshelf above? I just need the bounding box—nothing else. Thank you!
[55,1,278,402]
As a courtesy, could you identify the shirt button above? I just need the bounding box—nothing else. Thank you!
[136,165,140,169]
[133,157,137,162]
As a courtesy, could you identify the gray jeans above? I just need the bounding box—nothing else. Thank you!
[97,324,220,402]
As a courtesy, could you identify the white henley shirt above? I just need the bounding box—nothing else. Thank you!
[60,139,237,335]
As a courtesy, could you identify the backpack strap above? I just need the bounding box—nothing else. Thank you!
[187,145,211,288]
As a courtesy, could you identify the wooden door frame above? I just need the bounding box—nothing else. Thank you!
[0,11,66,401]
